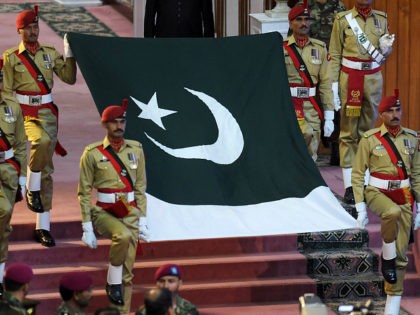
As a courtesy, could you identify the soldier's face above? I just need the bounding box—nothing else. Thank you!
[156,276,181,295]
[18,22,39,43]
[103,118,126,140]
[74,288,93,308]
[380,106,401,128]
[290,16,310,37]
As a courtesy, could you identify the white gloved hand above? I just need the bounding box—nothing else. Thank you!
[355,202,369,228]
[63,33,73,58]
[414,203,420,230]
[82,221,97,249]
[379,34,395,55]
[323,110,334,137]
[19,176,27,198]
[138,216,151,242]
[332,82,341,111]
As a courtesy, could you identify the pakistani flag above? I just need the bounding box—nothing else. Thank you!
[68,32,356,241]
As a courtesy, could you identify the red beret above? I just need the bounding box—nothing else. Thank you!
[288,0,310,21]
[101,99,128,123]
[16,6,39,29]
[59,272,93,291]
[4,263,34,284]
[378,89,400,113]
[154,264,182,281]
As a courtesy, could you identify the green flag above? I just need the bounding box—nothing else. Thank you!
[69,32,355,240]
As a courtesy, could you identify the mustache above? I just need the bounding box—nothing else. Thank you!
[391,118,400,121]
[114,129,124,132]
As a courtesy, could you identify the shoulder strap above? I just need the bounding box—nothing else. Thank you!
[96,144,134,191]
[344,13,385,64]
[14,50,50,94]
[374,132,408,179]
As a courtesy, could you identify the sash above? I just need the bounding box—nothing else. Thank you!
[14,51,67,156]
[344,13,385,64]
[283,41,323,122]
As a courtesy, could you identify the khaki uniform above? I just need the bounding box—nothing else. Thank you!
[2,42,76,210]
[55,302,85,315]
[0,292,27,315]
[78,137,147,313]
[136,295,199,315]
[329,7,389,168]
[0,95,26,263]
[283,36,334,160]
[352,124,420,295]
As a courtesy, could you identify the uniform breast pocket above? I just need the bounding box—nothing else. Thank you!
[371,148,391,167]
[284,54,293,65]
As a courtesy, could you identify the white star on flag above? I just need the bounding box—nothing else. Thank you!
[131,93,177,130]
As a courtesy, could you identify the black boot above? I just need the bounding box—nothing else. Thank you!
[106,284,124,306]
[26,190,44,213]
[329,142,340,166]
[34,229,55,247]
[381,255,397,284]
[343,187,355,204]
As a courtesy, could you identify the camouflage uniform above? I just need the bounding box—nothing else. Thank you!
[55,302,85,315]
[136,295,199,315]
[0,292,27,315]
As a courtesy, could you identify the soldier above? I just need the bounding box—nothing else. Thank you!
[352,90,420,315]
[0,58,27,299]
[144,0,214,38]
[329,0,395,204]
[137,288,174,315]
[283,0,335,162]
[78,99,150,314]
[0,262,34,315]
[1,5,77,247]
[136,264,199,315]
[56,272,94,315]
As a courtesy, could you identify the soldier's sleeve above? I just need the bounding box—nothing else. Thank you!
[78,147,96,222]
[351,134,371,203]
[410,135,420,203]
[11,102,27,176]
[317,44,334,111]
[1,50,16,97]
[48,45,77,85]
[328,14,344,82]
[134,144,147,217]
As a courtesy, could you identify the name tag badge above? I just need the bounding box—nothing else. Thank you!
[128,152,138,169]
[375,145,384,150]
[99,155,109,163]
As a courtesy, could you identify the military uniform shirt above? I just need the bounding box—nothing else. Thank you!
[136,295,199,315]
[55,302,85,315]
[352,124,420,204]
[0,292,27,315]
[283,36,334,111]
[329,7,389,82]
[78,137,147,222]
[2,41,76,94]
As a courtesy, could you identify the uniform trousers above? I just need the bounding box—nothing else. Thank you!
[92,205,141,313]
[0,163,18,262]
[338,70,383,168]
[299,100,321,161]
[365,185,412,295]
[24,108,57,210]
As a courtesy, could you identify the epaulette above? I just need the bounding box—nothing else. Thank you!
[125,139,142,148]
[3,46,19,56]
[310,38,326,48]
[402,127,418,137]
[372,10,387,18]
[85,141,103,151]
[335,10,349,20]
[363,128,381,138]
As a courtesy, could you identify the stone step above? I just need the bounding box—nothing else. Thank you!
[315,273,385,301]
[304,248,379,276]
[297,229,369,251]
[29,276,317,314]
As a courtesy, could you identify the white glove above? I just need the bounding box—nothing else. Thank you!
[82,221,97,249]
[414,203,420,230]
[355,202,369,228]
[332,82,341,111]
[19,176,27,198]
[323,110,334,137]
[138,217,151,242]
[379,34,395,55]
[63,33,73,58]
